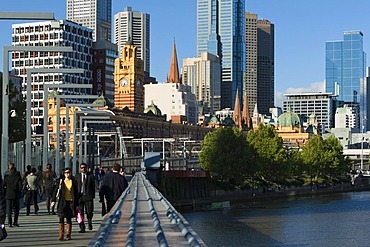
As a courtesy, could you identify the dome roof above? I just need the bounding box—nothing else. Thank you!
[208,115,220,124]
[48,90,58,99]
[277,109,301,127]
[144,101,162,115]
[222,115,235,126]
[93,95,114,108]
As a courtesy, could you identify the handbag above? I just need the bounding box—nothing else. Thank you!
[76,207,84,224]
[0,225,8,241]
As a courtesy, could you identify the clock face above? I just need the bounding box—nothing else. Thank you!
[120,78,128,87]
[136,79,141,87]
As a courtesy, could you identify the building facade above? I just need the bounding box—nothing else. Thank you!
[283,92,335,132]
[326,31,366,128]
[92,41,118,103]
[66,0,112,42]
[182,52,221,114]
[114,7,150,76]
[12,20,93,129]
[144,83,197,125]
[245,12,258,118]
[196,0,245,109]
[257,19,275,115]
[113,41,145,112]
[334,104,360,131]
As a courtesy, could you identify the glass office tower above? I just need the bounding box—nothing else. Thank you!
[196,0,245,109]
[326,31,366,130]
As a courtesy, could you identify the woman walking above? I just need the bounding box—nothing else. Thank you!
[43,163,57,215]
[51,167,78,241]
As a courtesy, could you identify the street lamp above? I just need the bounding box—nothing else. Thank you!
[27,68,83,169]
[42,83,91,169]
[2,46,72,175]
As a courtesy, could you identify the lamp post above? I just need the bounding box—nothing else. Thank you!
[2,46,72,175]
[27,68,83,169]
[361,117,367,171]
[42,82,90,169]
[64,103,104,170]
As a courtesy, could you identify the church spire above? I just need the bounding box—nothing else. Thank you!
[233,88,242,129]
[167,40,180,83]
[242,93,251,129]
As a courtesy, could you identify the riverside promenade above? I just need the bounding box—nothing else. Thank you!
[1,172,206,247]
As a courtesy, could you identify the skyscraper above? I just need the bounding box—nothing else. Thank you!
[256,19,275,115]
[12,20,93,129]
[196,0,245,109]
[114,7,150,76]
[66,0,112,42]
[326,31,366,129]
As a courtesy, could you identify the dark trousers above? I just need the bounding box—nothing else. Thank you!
[6,199,19,225]
[45,187,55,213]
[79,200,94,229]
[106,200,116,213]
[26,190,39,215]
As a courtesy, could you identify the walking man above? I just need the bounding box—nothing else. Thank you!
[25,168,39,216]
[75,163,95,232]
[3,165,22,227]
[99,163,128,214]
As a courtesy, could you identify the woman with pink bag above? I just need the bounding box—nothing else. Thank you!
[51,167,79,241]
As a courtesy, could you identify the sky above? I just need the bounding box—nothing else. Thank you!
[2,0,370,107]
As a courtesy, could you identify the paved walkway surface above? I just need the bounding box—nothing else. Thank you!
[89,172,206,247]
[1,193,103,247]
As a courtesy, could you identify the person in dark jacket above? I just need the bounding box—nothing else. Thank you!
[51,167,78,241]
[0,173,6,240]
[75,162,95,232]
[3,165,22,227]
[43,163,57,215]
[99,163,128,214]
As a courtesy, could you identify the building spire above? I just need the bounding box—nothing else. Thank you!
[233,88,242,129]
[242,93,251,129]
[167,40,180,83]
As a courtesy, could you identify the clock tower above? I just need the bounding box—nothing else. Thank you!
[114,40,145,112]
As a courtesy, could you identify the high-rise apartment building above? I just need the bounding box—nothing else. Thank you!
[114,7,150,76]
[66,0,112,42]
[12,20,93,129]
[245,12,258,118]
[257,19,275,115]
[182,52,221,113]
[283,92,335,132]
[196,0,245,109]
[326,31,366,129]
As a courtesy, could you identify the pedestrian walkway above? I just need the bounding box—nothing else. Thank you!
[2,193,103,247]
[89,172,206,247]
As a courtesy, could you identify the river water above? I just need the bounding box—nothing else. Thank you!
[182,191,370,247]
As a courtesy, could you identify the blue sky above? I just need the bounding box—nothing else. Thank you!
[2,0,370,107]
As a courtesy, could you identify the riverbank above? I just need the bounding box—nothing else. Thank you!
[174,183,370,211]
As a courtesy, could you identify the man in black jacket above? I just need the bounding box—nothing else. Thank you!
[3,166,22,227]
[0,173,7,241]
[99,163,128,214]
[75,163,95,232]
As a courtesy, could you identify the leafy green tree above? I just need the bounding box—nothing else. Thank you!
[199,127,252,187]
[300,135,325,185]
[247,123,288,185]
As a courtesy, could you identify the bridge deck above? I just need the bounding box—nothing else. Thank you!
[1,172,206,246]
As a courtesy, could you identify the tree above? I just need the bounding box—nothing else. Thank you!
[199,127,252,187]
[247,123,288,185]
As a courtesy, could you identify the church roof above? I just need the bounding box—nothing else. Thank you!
[208,115,220,124]
[93,95,114,108]
[222,116,235,126]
